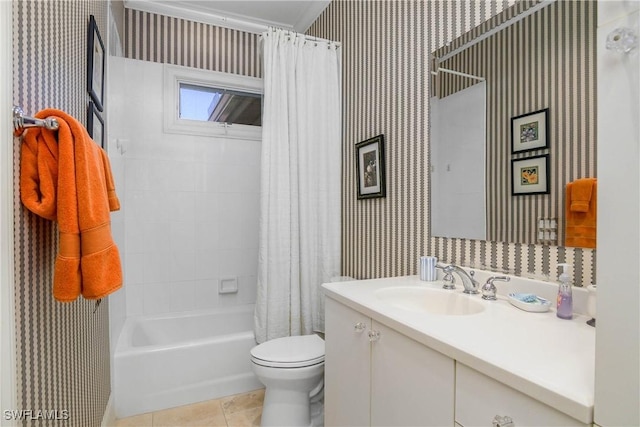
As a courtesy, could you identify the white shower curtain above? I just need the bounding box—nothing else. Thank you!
[254,29,342,344]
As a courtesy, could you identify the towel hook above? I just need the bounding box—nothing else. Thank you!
[13,105,59,135]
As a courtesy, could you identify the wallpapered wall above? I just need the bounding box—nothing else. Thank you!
[308,0,596,287]
[124,8,262,78]
[12,1,112,425]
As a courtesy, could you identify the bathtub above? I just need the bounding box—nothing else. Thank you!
[114,304,262,418]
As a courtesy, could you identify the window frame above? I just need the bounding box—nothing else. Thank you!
[163,64,263,140]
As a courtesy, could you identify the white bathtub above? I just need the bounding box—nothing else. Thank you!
[114,304,262,418]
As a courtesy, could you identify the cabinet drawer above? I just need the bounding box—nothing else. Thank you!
[455,363,588,427]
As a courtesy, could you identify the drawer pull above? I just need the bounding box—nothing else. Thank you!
[492,415,514,427]
[354,322,367,332]
[368,329,380,342]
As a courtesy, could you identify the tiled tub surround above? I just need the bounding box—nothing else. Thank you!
[114,304,261,418]
[323,270,594,425]
[109,56,260,317]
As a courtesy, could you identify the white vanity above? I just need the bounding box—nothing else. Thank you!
[322,271,594,427]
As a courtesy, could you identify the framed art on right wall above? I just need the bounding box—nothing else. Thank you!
[512,154,550,195]
[511,108,549,154]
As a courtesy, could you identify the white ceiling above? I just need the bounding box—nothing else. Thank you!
[124,0,331,34]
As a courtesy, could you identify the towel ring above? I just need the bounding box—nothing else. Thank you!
[13,105,59,135]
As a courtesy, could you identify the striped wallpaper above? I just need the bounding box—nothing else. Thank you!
[12,1,111,426]
[124,8,262,77]
[308,0,596,287]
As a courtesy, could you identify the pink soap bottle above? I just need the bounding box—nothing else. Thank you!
[556,263,573,320]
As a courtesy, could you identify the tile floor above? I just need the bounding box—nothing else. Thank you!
[114,388,265,427]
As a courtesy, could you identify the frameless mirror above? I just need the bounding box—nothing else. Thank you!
[429,0,597,247]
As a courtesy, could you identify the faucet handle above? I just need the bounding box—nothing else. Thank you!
[481,276,510,300]
[442,271,456,290]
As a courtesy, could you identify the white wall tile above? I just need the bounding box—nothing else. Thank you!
[166,192,197,222]
[126,284,145,316]
[195,249,220,280]
[143,252,173,284]
[142,221,171,253]
[125,220,146,253]
[218,248,258,277]
[169,221,197,252]
[169,251,197,282]
[125,252,146,285]
[219,162,261,193]
[195,221,220,251]
[142,282,175,315]
[193,279,220,310]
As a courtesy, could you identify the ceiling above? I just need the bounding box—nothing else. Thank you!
[124,0,331,34]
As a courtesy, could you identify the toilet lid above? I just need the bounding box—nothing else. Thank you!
[251,334,325,368]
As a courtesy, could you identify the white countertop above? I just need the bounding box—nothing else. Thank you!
[322,272,595,424]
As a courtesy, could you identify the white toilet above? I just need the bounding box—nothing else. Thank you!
[250,334,325,427]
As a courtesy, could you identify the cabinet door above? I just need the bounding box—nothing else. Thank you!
[371,320,455,426]
[325,298,371,427]
[456,363,588,427]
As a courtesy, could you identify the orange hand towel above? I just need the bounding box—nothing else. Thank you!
[570,178,596,212]
[565,179,597,249]
[20,109,122,301]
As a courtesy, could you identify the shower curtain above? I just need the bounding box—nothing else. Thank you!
[254,28,342,343]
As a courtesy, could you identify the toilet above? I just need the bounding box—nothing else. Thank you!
[250,334,325,427]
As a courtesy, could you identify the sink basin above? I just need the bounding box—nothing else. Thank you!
[375,286,485,315]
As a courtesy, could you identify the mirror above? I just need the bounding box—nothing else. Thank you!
[429,0,597,247]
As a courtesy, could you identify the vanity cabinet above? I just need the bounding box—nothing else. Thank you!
[325,297,455,426]
[455,363,588,427]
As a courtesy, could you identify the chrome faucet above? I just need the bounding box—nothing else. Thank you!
[436,263,480,294]
[481,276,510,300]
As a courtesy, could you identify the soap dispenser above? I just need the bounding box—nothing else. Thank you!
[556,263,573,319]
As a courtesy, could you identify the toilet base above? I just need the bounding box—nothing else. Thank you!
[261,388,313,427]
[252,361,324,427]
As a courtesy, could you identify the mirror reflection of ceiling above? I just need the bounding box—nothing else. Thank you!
[430,0,597,246]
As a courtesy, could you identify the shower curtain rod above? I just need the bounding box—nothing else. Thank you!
[261,28,342,48]
[431,67,485,82]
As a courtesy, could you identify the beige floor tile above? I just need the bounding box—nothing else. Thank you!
[221,389,265,415]
[153,400,227,427]
[114,413,153,427]
[224,406,262,427]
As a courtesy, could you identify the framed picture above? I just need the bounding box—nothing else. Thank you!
[511,108,549,153]
[87,15,105,112]
[512,154,550,195]
[87,101,104,148]
[356,135,386,199]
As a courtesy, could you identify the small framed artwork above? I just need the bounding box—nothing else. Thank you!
[87,101,105,148]
[512,154,550,195]
[356,134,386,199]
[87,15,105,112]
[511,108,549,154]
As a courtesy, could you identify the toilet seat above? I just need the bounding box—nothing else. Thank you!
[251,334,325,368]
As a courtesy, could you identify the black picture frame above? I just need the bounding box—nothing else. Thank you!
[87,15,105,112]
[511,108,549,154]
[87,101,105,148]
[511,154,550,195]
[356,134,386,199]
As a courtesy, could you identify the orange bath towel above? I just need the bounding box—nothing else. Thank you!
[20,109,122,301]
[570,178,595,212]
[565,178,597,249]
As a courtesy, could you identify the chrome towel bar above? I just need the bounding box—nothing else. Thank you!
[13,105,59,135]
